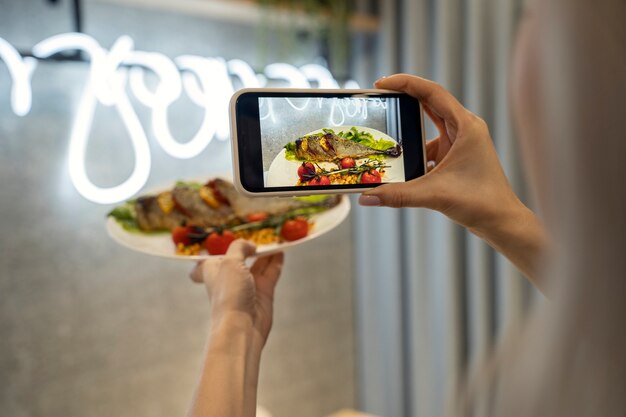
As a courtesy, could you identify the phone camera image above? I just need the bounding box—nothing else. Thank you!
[259,96,405,188]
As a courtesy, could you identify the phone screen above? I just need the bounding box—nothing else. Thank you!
[234,91,425,193]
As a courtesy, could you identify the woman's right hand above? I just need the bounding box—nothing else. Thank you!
[360,74,549,287]
[360,74,523,235]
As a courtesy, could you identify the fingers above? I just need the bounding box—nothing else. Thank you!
[189,240,256,284]
[250,254,273,277]
[375,74,469,128]
[359,176,438,209]
[190,262,204,283]
[426,138,440,162]
[189,259,222,284]
[423,104,447,136]
[252,252,285,300]
[251,252,285,284]
[224,239,257,262]
[263,253,284,285]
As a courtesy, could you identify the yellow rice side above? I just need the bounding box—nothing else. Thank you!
[234,228,281,245]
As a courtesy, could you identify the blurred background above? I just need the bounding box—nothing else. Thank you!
[0,1,536,416]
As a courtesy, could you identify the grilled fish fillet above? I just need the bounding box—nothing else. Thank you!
[171,186,236,227]
[135,195,188,231]
[135,184,235,231]
[295,132,401,162]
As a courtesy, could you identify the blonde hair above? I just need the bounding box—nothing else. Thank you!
[455,1,626,415]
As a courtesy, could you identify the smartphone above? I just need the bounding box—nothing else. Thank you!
[230,88,426,197]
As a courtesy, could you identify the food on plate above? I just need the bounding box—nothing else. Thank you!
[282,127,399,186]
[297,162,316,180]
[308,175,330,186]
[295,159,389,186]
[340,157,356,169]
[294,132,401,162]
[108,178,341,256]
[281,217,309,241]
[205,230,237,255]
[172,225,203,247]
[246,212,269,223]
[360,169,382,184]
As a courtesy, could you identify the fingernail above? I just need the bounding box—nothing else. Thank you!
[427,160,436,171]
[374,75,387,85]
[359,195,381,206]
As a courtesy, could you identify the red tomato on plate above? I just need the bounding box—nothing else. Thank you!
[205,230,237,255]
[309,175,330,186]
[340,157,356,169]
[246,212,268,223]
[297,162,316,180]
[319,175,331,186]
[172,226,195,246]
[361,170,382,184]
[281,218,309,241]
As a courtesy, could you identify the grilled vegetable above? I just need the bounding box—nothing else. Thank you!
[199,185,220,208]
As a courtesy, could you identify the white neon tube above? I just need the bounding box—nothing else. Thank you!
[6,33,348,204]
[0,37,37,116]
[134,55,219,159]
[127,51,182,107]
[179,56,233,141]
[68,75,151,205]
[265,63,311,111]
[330,98,346,126]
[300,64,339,88]
[228,59,261,88]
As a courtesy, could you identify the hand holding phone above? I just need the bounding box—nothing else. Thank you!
[230,89,427,196]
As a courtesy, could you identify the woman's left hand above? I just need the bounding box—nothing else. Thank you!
[188,241,284,417]
[190,240,284,345]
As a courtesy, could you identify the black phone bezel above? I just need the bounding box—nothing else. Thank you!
[235,91,425,193]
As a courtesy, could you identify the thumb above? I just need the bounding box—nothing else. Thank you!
[358,176,438,209]
[224,239,257,262]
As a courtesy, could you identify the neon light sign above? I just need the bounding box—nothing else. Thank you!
[0,33,361,204]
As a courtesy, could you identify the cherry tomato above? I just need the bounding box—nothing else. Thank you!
[205,230,237,255]
[308,175,330,186]
[340,157,356,169]
[172,226,195,246]
[246,212,268,223]
[281,218,309,241]
[297,162,316,180]
[361,170,382,184]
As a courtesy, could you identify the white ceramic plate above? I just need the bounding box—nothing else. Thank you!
[266,125,405,187]
[106,181,351,260]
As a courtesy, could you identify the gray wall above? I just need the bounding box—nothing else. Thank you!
[0,1,356,416]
